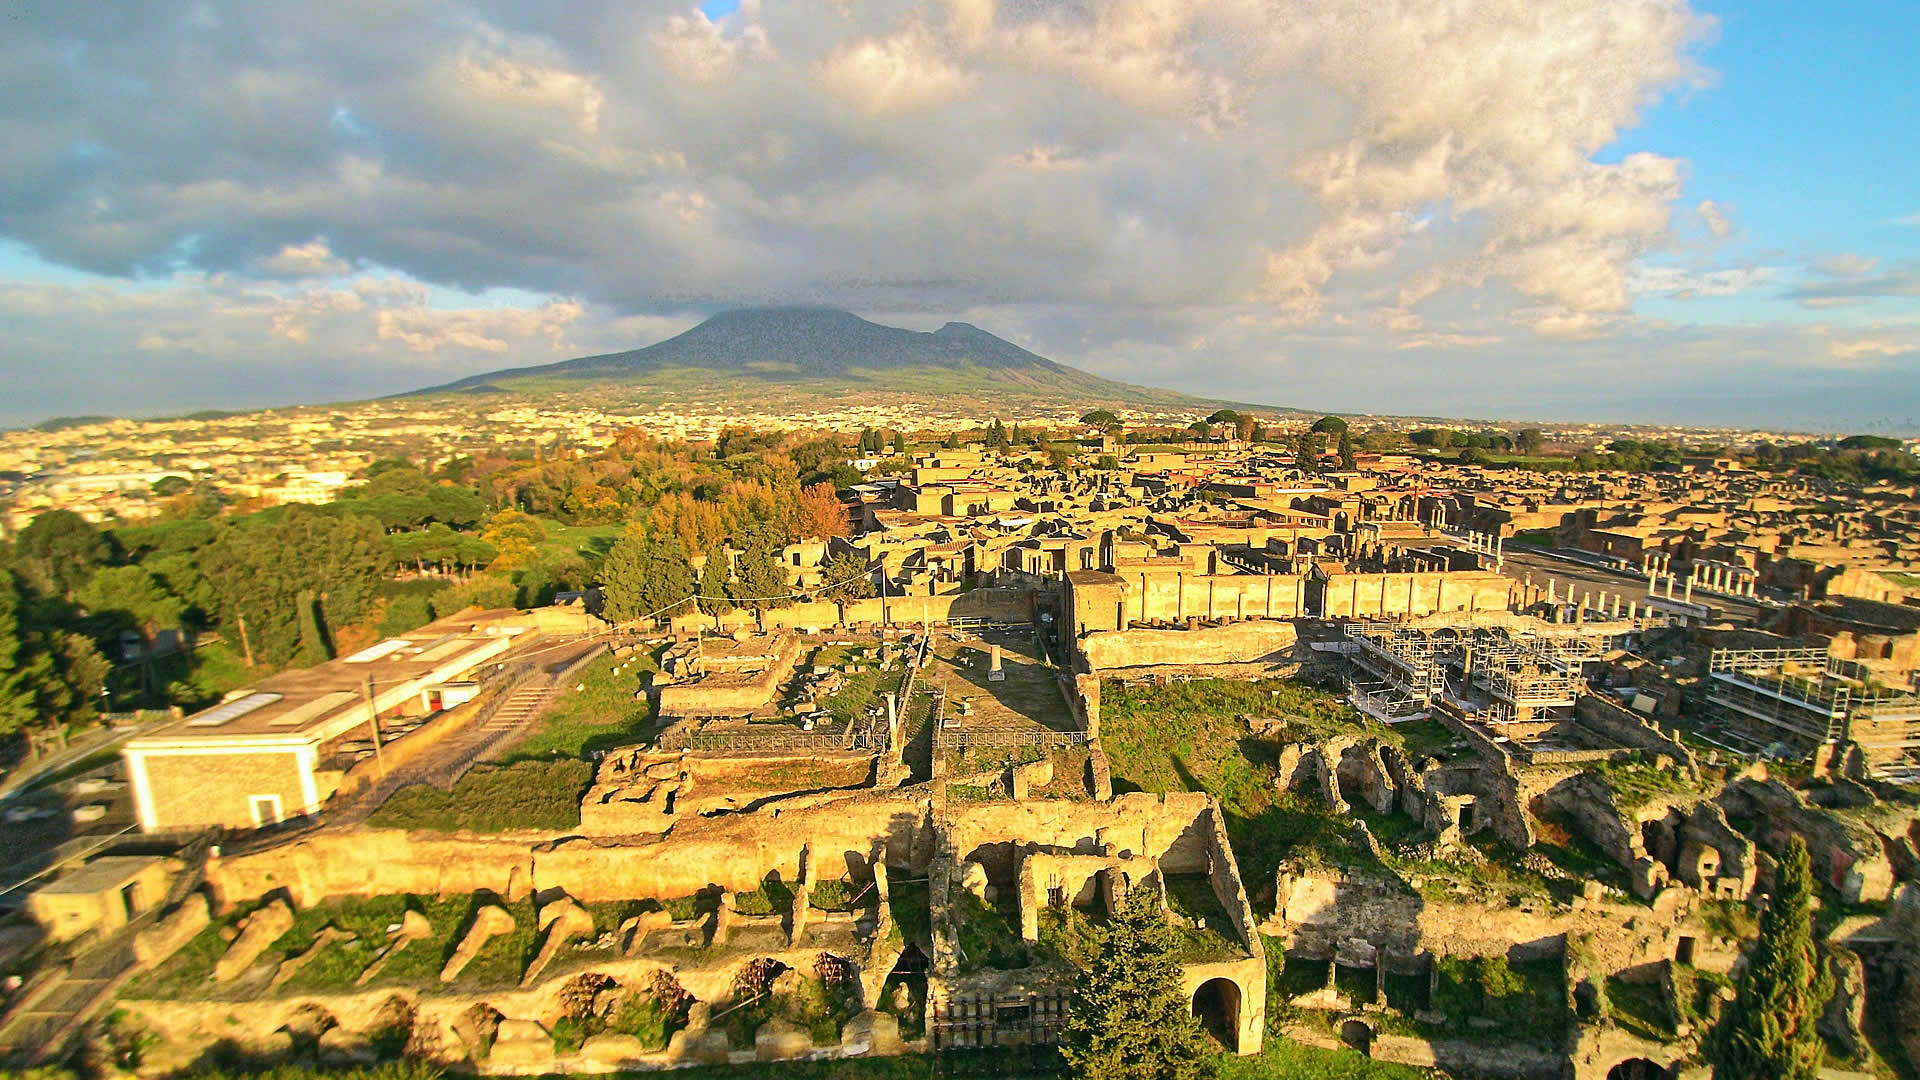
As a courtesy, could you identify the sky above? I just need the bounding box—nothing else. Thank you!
[2,0,1917,432]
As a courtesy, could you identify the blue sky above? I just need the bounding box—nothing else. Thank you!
[0,0,1916,431]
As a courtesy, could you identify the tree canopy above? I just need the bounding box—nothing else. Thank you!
[1709,835,1831,1080]
[1061,883,1218,1080]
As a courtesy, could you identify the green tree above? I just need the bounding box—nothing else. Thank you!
[1710,835,1831,1080]
[1080,409,1120,434]
[0,570,56,744]
[729,543,791,610]
[1515,428,1546,454]
[15,510,111,599]
[892,430,907,455]
[599,533,696,624]
[1205,409,1239,427]
[695,547,735,616]
[1062,883,1218,1080]
[1310,415,1348,435]
[1294,432,1318,473]
[77,566,184,645]
[151,475,192,498]
[1338,429,1357,471]
[987,418,1009,449]
[195,506,389,667]
[819,550,875,602]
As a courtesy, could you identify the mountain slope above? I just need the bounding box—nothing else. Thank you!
[410,307,1216,408]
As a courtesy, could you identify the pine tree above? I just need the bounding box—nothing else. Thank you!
[600,532,696,623]
[1710,835,1832,1080]
[1062,883,1218,1080]
[729,543,791,610]
[0,570,56,742]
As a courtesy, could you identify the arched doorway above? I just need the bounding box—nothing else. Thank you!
[1607,1059,1673,1080]
[1191,978,1240,1051]
[1340,1019,1373,1056]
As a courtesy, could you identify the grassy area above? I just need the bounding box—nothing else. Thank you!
[1101,677,1399,913]
[1221,1039,1441,1079]
[947,886,1036,973]
[1163,873,1246,962]
[504,647,663,761]
[367,759,591,832]
[126,893,544,999]
[1605,974,1673,1041]
[1589,755,1702,812]
[533,518,624,561]
[807,644,909,728]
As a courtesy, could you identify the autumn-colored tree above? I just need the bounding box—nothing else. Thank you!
[794,482,851,540]
[479,509,548,569]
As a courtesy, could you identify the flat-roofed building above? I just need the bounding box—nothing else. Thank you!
[122,624,525,832]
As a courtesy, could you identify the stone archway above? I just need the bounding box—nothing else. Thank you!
[1340,1018,1373,1056]
[1191,978,1241,1051]
[1607,1059,1674,1080]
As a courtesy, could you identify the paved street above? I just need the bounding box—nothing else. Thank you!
[1493,545,1766,623]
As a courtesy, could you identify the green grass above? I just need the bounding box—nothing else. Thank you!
[1101,677,1398,914]
[125,894,544,999]
[533,518,624,561]
[1588,755,1702,812]
[947,886,1034,973]
[367,758,591,832]
[889,879,932,944]
[1035,904,1105,970]
[1220,1038,1441,1079]
[504,647,663,761]
[1163,873,1245,962]
[1605,974,1672,1041]
[809,645,909,728]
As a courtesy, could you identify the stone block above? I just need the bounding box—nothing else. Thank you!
[755,1016,815,1060]
[842,1010,905,1055]
[578,1032,652,1066]
[489,1019,555,1070]
[213,899,294,982]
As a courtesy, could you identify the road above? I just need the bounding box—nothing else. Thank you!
[1492,546,1766,623]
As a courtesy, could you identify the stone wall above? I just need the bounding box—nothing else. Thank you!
[1573,694,1696,768]
[1079,620,1299,671]
[206,791,938,910]
[1317,572,1515,619]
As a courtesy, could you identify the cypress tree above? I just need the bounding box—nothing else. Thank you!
[1710,835,1831,1080]
[1339,429,1357,471]
[1062,883,1217,1080]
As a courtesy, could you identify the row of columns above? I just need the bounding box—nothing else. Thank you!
[1462,530,1504,567]
[1522,573,1643,622]
[1691,562,1758,599]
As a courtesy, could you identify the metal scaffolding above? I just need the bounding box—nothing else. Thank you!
[1706,647,1920,768]
[1342,622,1605,724]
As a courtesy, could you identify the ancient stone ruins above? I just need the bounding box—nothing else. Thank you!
[12,442,1920,1080]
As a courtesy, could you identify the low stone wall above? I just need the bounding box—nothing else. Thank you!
[1574,694,1696,768]
[206,791,940,910]
[1079,619,1299,671]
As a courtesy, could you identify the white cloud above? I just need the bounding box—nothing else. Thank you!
[455,48,604,137]
[1811,253,1879,277]
[818,23,977,114]
[1628,264,1778,299]
[1695,199,1732,238]
[258,239,349,278]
